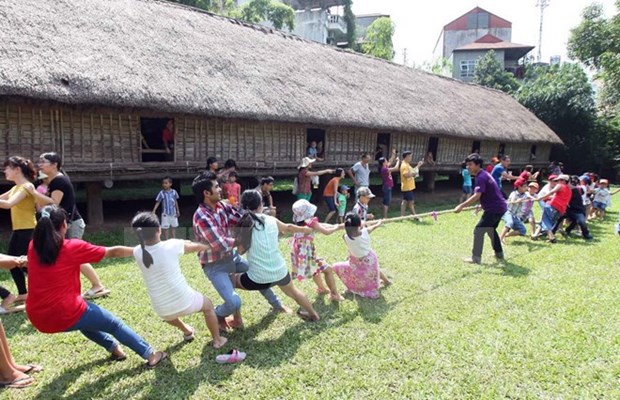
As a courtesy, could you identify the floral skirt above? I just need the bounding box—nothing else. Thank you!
[332,250,380,299]
[291,238,329,280]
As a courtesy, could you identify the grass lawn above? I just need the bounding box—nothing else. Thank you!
[2,199,620,399]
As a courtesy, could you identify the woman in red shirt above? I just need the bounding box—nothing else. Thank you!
[26,205,167,367]
[534,175,572,243]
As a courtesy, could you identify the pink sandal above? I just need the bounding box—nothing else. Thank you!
[215,349,246,364]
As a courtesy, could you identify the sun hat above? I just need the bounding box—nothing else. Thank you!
[292,199,317,222]
[528,182,539,189]
[356,186,375,198]
[548,174,558,181]
[553,174,570,182]
[599,179,609,185]
[298,157,316,169]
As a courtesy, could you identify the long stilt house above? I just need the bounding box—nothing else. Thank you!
[0,0,562,224]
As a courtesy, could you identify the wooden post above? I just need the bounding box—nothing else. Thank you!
[86,182,104,226]
[423,171,436,192]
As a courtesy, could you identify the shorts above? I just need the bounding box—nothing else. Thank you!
[462,185,472,194]
[402,190,415,202]
[503,212,526,235]
[382,187,392,206]
[324,196,336,212]
[160,290,204,321]
[67,218,86,239]
[592,201,607,211]
[240,272,291,291]
[161,213,179,229]
[337,207,346,217]
[520,210,534,222]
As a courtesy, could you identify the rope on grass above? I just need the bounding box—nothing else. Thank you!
[381,206,478,224]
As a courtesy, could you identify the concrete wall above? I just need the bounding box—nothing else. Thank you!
[443,27,511,58]
[290,9,328,43]
[452,49,504,82]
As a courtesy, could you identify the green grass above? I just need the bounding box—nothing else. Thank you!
[2,200,620,399]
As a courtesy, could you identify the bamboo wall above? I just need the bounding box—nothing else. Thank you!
[0,99,553,181]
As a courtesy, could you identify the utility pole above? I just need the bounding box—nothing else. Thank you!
[536,0,550,63]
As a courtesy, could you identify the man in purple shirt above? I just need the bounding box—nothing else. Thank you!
[455,153,508,264]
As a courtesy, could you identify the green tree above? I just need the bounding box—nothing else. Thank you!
[568,1,620,173]
[342,0,357,50]
[516,64,604,172]
[361,17,395,61]
[419,57,453,76]
[473,50,520,94]
[167,0,234,13]
[232,0,295,31]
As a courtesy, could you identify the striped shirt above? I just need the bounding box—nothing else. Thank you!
[246,215,288,284]
[155,189,179,216]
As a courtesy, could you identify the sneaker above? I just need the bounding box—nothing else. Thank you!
[495,253,505,262]
[462,256,481,264]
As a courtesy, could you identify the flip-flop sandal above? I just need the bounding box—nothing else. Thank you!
[1,376,34,389]
[215,349,246,364]
[183,327,195,342]
[23,364,43,374]
[82,287,111,300]
[0,304,25,315]
[145,351,168,369]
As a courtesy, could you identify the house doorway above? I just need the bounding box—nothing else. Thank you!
[306,128,326,158]
[140,117,173,162]
[427,137,439,162]
[471,140,481,154]
[376,133,390,160]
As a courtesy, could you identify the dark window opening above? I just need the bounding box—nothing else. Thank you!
[427,137,439,159]
[530,145,537,161]
[498,143,506,158]
[472,141,481,154]
[141,117,174,162]
[376,133,391,160]
[306,128,326,159]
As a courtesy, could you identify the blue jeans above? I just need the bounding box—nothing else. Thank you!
[541,204,560,232]
[66,302,153,359]
[203,252,282,318]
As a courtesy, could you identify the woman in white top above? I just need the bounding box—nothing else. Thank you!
[332,213,391,299]
[131,212,227,349]
[232,190,320,321]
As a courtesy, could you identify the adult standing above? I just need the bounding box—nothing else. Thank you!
[25,152,109,299]
[399,151,424,217]
[491,155,518,198]
[192,171,289,331]
[378,150,400,219]
[295,158,333,201]
[534,174,572,243]
[347,153,371,200]
[0,156,37,304]
[455,154,507,264]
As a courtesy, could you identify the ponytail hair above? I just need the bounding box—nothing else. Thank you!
[236,190,265,251]
[344,212,361,240]
[4,156,36,182]
[33,205,67,265]
[130,212,160,268]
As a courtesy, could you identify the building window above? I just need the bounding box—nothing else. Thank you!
[460,60,477,78]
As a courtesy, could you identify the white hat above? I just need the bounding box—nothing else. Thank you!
[292,199,317,222]
[553,174,570,182]
[298,157,316,169]
[356,186,375,198]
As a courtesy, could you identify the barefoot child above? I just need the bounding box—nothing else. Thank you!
[332,213,390,299]
[590,179,619,220]
[232,190,320,321]
[337,185,350,224]
[222,172,242,207]
[131,212,227,348]
[152,176,180,239]
[291,199,344,301]
[520,182,539,239]
[499,182,528,244]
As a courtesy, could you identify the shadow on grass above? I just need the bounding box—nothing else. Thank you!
[498,261,530,277]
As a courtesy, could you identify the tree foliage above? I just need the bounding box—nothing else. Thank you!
[418,57,452,76]
[568,1,620,173]
[361,17,395,61]
[516,64,604,172]
[473,50,520,94]
[342,0,357,50]
[231,0,295,31]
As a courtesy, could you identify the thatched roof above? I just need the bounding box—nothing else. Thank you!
[0,0,562,144]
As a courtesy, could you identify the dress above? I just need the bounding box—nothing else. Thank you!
[290,217,329,280]
[332,229,380,299]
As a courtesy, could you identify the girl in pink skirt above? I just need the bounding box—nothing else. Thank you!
[332,213,391,299]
